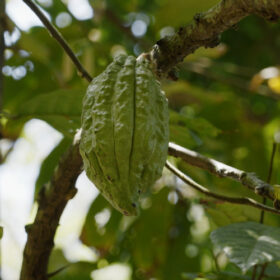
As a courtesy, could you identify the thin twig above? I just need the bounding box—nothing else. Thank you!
[165,161,280,216]
[168,142,275,200]
[0,141,15,164]
[252,266,258,280]
[260,142,277,223]
[266,143,277,183]
[211,251,220,273]
[257,263,268,280]
[253,143,277,279]
[47,265,70,278]
[22,0,93,82]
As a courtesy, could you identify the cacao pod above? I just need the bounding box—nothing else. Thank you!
[80,54,169,215]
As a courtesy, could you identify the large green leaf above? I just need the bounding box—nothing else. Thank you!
[123,188,173,271]
[14,88,85,136]
[211,222,280,272]
[35,137,72,197]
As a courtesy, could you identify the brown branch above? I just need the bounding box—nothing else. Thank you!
[257,263,268,280]
[168,142,275,200]
[19,139,83,280]
[151,0,280,78]
[165,161,280,216]
[22,0,93,82]
[252,265,258,280]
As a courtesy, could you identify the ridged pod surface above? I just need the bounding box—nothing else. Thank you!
[80,54,169,215]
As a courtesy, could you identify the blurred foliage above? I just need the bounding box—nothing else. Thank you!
[211,222,280,272]
[35,136,72,196]
[3,0,280,279]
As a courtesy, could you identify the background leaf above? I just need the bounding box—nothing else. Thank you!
[48,249,96,280]
[211,222,280,272]
[14,88,85,136]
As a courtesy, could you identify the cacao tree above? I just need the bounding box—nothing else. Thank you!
[1,1,280,280]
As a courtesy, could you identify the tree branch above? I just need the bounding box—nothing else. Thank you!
[165,161,280,216]
[22,0,93,82]
[151,0,280,78]
[19,139,83,280]
[168,142,275,200]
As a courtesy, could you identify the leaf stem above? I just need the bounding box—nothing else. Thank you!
[257,263,268,280]
[252,265,258,280]
[260,142,277,223]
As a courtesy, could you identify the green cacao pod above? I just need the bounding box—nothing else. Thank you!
[80,54,169,215]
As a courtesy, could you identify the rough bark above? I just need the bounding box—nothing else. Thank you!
[151,0,280,78]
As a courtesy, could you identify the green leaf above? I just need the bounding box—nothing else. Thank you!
[50,262,95,280]
[170,124,201,148]
[48,249,96,280]
[35,137,72,197]
[155,0,220,28]
[125,189,173,270]
[20,32,50,64]
[80,194,123,252]
[0,226,3,239]
[186,117,220,138]
[206,207,232,227]
[169,108,220,139]
[15,88,85,136]
[161,199,198,279]
[265,262,280,278]
[206,203,250,227]
[210,222,280,272]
